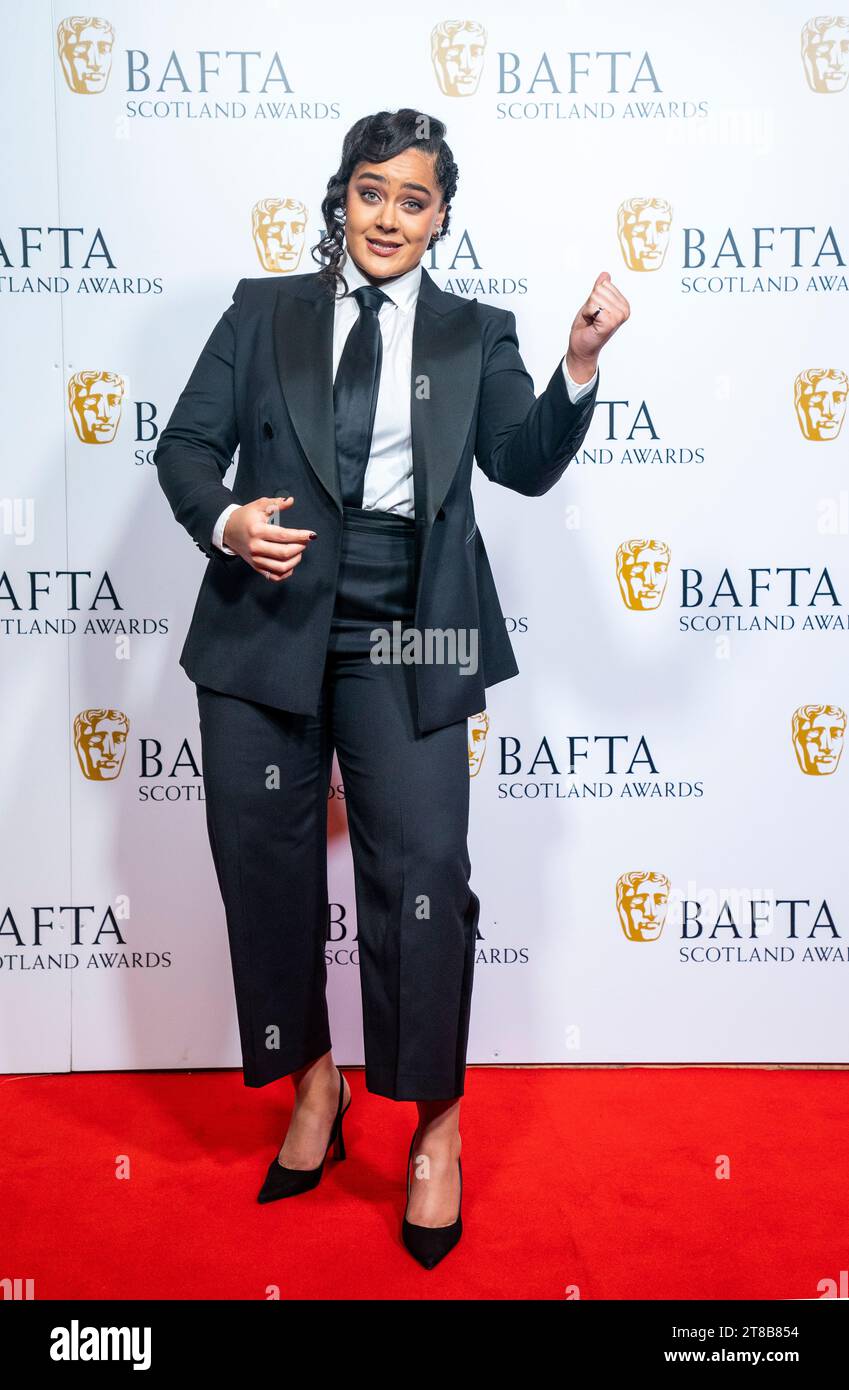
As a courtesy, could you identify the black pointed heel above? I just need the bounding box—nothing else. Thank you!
[401,1129,463,1269]
[257,1066,350,1204]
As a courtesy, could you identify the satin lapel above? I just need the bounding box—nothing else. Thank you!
[272,277,341,510]
[412,267,482,528]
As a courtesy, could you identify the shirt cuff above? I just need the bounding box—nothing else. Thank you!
[212,503,240,555]
[561,357,598,403]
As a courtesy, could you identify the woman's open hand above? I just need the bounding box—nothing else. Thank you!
[566,271,631,382]
[223,496,316,581]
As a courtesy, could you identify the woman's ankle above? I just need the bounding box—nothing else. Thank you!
[291,1051,338,1096]
[414,1098,461,1149]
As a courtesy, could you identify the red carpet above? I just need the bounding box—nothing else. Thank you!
[2,1066,847,1300]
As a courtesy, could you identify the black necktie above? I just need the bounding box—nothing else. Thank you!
[333,283,390,507]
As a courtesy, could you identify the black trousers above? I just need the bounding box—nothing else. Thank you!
[195,506,480,1100]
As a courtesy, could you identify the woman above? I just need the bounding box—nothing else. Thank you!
[154,108,628,1269]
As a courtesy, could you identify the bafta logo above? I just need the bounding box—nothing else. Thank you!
[792,704,846,775]
[468,710,490,777]
[617,871,670,942]
[56,15,114,94]
[74,708,130,781]
[431,20,487,96]
[794,368,848,440]
[68,371,126,444]
[617,197,672,272]
[616,539,670,611]
[801,16,849,92]
[252,199,308,273]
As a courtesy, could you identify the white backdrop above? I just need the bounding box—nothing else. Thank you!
[2,0,847,1077]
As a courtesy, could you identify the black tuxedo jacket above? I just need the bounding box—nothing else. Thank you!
[153,266,599,734]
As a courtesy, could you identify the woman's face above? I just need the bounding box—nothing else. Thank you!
[344,147,446,282]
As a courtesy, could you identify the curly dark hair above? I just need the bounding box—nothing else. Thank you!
[310,108,459,300]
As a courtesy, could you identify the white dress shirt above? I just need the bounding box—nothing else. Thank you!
[212,256,598,553]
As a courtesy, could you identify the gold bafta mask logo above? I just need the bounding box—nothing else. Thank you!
[801,15,849,92]
[252,198,308,273]
[792,703,846,775]
[617,197,672,272]
[431,20,487,96]
[74,708,130,780]
[794,368,848,440]
[68,371,126,444]
[468,710,490,776]
[56,15,114,94]
[616,539,670,611]
[617,871,670,942]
